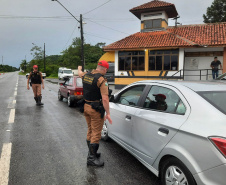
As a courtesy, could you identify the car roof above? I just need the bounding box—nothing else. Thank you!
[134,80,226,92]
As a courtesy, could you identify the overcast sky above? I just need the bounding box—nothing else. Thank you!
[0,0,213,67]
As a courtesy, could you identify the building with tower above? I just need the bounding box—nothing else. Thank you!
[99,0,226,88]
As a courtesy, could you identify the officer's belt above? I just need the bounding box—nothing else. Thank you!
[85,101,99,105]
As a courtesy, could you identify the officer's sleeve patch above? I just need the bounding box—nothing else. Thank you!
[83,75,94,85]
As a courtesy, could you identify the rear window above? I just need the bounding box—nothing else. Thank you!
[198,91,226,114]
[76,78,83,87]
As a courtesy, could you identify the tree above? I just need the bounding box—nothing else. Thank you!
[203,0,226,23]
[20,59,27,72]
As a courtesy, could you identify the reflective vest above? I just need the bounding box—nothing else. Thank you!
[83,72,103,101]
[30,71,42,84]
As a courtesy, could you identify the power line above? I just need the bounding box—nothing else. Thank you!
[86,19,130,35]
[84,32,115,41]
[63,22,79,49]
[0,15,137,22]
[83,0,112,15]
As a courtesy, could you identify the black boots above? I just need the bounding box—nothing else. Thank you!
[86,140,101,158]
[36,96,44,106]
[87,143,104,167]
[34,97,38,104]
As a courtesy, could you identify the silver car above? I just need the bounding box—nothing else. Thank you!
[101,80,226,185]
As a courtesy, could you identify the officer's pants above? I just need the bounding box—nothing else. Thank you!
[84,104,104,144]
[32,84,41,97]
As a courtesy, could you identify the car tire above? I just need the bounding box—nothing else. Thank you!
[67,95,74,107]
[58,90,63,101]
[160,157,196,185]
[101,121,109,141]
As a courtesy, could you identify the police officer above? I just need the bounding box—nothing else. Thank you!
[78,60,112,167]
[27,65,44,106]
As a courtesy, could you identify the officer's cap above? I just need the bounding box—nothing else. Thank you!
[98,60,109,69]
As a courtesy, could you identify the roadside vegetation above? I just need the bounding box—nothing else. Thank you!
[20,38,105,77]
[0,64,18,73]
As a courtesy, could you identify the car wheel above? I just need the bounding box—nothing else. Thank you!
[58,90,63,101]
[101,121,109,141]
[67,95,74,107]
[160,157,196,185]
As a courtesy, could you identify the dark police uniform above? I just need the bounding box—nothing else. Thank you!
[81,69,108,166]
[28,71,43,105]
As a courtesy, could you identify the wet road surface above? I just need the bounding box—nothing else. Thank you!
[0,72,160,185]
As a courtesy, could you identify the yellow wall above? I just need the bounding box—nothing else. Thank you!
[141,23,144,30]
[99,51,115,62]
[161,20,168,28]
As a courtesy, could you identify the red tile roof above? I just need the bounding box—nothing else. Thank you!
[104,23,226,51]
[130,0,175,11]
[130,0,178,19]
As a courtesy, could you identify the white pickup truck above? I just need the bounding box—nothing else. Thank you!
[26,72,46,79]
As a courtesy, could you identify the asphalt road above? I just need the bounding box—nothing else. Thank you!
[0,72,160,185]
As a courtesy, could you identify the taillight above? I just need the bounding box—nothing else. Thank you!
[74,91,83,95]
[210,137,226,157]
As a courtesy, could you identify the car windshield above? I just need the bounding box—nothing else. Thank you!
[76,78,83,87]
[198,91,226,114]
[63,70,72,74]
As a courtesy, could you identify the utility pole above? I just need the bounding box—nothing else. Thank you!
[80,14,85,71]
[44,43,46,73]
[52,0,85,71]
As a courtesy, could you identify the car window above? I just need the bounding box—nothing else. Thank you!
[68,78,73,86]
[63,70,72,74]
[143,86,181,113]
[76,78,83,87]
[176,100,186,115]
[117,85,145,106]
[197,91,226,114]
[65,80,69,85]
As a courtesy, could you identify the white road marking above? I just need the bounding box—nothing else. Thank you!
[7,98,16,109]
[0,143,12,185]
[15,88,17,91]
[8,109,15,124]
[14,91,17,96]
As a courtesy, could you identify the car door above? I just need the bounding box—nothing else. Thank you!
[131,84,190,166]
[61,79,69,97]
[67,77,74,95]
[108,84,147,151]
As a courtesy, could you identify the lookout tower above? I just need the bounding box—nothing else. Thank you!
[130,0,178,32]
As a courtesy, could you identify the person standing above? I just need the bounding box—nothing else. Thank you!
[78,60,112,167]
[210,57,222,79]
[27,65,44,106]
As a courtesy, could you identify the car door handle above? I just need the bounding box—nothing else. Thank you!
[125,115,131,121]
[158,128,169,135]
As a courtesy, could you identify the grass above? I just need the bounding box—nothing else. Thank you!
[46,76,58,79]
[19,72,26,75]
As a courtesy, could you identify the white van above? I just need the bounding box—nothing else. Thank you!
[58,67,73,80]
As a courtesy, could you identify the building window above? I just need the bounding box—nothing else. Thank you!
[144,19,161,29]
[118,51,145,71]
[149,49,179,71]
[143,13,162,18]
